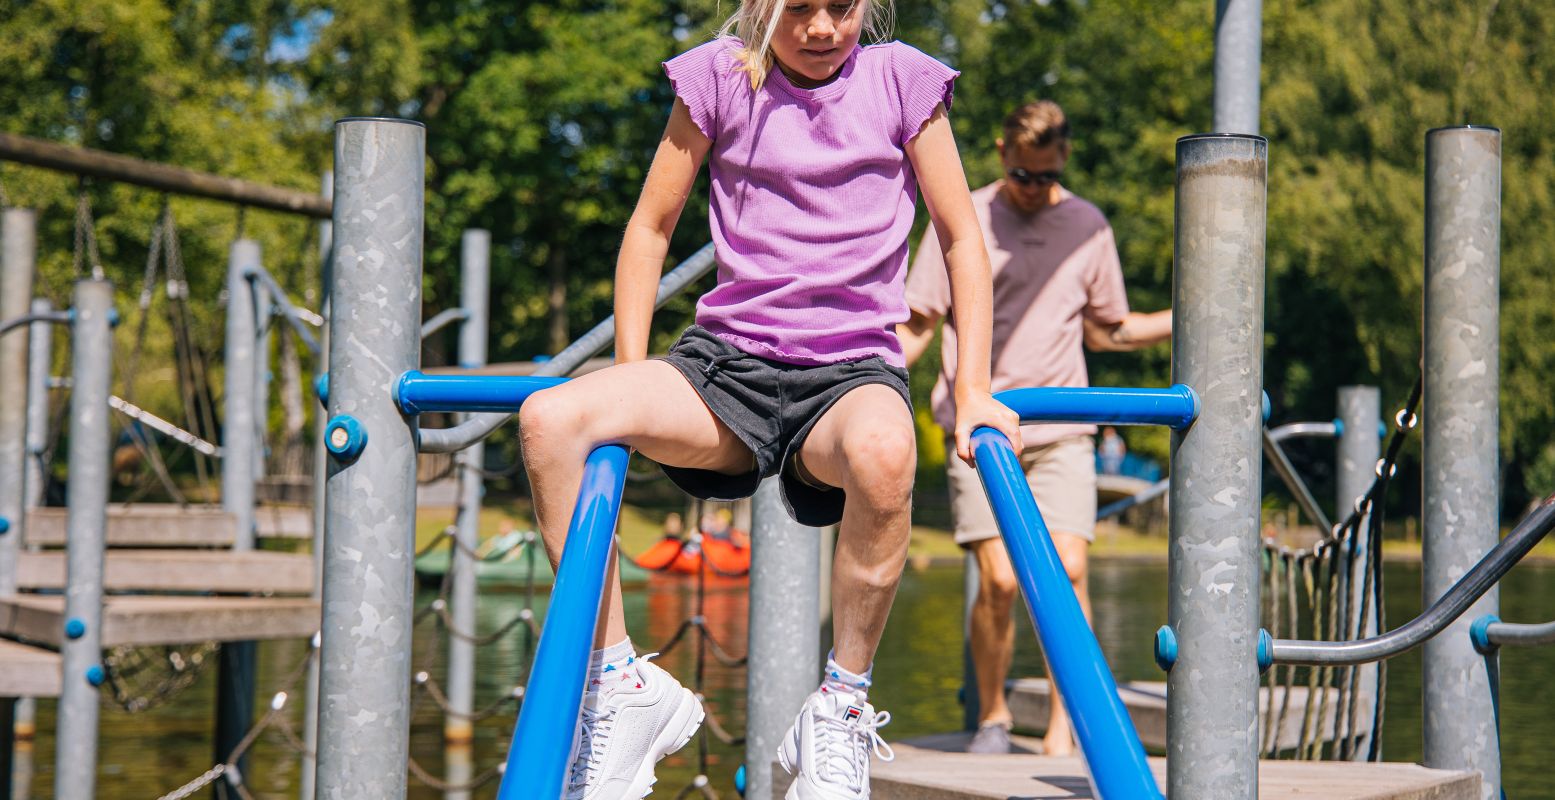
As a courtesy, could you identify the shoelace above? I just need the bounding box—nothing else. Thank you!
[814,709,895,792]
[563,653,666,797]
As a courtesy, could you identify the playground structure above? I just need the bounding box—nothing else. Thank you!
[4,3,1555,800]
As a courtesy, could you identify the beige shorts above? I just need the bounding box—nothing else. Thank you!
[947,434,1097,546]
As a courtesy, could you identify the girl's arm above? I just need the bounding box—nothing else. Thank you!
[905,105,1022,462]
[616,98,712,363]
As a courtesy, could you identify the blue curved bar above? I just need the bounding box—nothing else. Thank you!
[496,445,630,799]
[396,370,570,415]
[972,427,1163,800]
[994,384,1197,430]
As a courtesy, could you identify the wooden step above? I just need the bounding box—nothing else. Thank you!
[25,505,236,548]
[0,639,61,697]
[1007,677,1370,752]
[771,740,1478,799]
[15,550,313,594]
[256,504,313,539]
[0,594,318,647]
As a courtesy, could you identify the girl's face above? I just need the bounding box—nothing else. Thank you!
[768,1,865,88]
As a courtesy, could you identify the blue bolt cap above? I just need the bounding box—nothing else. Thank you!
[85,665,106,686]
[1257,628,1274,673]
[65,618,87,640]
[0,516,9,534]
[314,374,329,407]
[1332,418,1344,438]
[1379,421,1388,440]
[734,764,746,797]
[325,415,368,462]
[1261,391,1272,423]
[107,308,122,327]
[1470,614,1500,655]
[1154,625,1178,672]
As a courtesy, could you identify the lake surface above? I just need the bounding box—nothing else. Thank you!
[14,559,1555,798]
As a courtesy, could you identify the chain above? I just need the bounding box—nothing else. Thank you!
[73,180,105,280]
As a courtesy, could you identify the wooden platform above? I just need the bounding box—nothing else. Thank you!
[772,737,1478,799]
[1008,678,1370,752]
[0,595,318,647]
[0,639,60,697]
[15,550,313,594]
[24,505,236,547]
[256,504,313,539]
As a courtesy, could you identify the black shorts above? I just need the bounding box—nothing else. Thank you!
[657,326,912,527]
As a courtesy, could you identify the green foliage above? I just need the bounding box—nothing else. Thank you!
[5,0,1555,510]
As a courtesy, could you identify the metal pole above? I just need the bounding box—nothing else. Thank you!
[1213,0,1262,135]
[224,239,260,552]
[254,278,273,486]
[744,478,821,800]
[315,117,424,800]
[216,240,260,784]
[961,553,980,732]
[1422,124,1501,800]
[301,170,331,800]
[17,296,53,744]
[445,228,490,746]
[1337,385,1380,758]
[1166,133,1266,799]
[54,279,114,800]
[0,208,37,598]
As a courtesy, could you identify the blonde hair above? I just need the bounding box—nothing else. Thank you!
[718,0,895,90]
[1002,101,1071,151]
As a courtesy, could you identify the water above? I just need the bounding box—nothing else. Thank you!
[14,559,1555,798]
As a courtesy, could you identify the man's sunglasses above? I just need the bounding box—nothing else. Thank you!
[1006,167,1062,187]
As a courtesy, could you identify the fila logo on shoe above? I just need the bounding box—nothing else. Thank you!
[843,705,863,723]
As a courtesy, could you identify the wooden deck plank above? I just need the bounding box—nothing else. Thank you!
[24,504,236,547]
[15,550,313,594]
[0,639,60,697]
[772,740,1478,799]
[255,504,313,539]
[0,595,318,647]
[1008,677,1370,753]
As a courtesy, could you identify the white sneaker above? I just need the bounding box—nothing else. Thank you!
[778,688,895,799]
[564,654,705,800]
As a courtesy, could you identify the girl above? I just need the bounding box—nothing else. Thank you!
[518,1,1019,797]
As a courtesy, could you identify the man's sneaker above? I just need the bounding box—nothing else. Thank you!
[966,721,1013,754]
[565,655,704,800]
[778,688,895,799]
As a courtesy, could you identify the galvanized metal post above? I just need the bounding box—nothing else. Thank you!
[445,229,490,746]
[301,170,331,800]
[1213,0,1261,135]
[961,553,980,731]
[54,279,114,800]
[217,239,261,783]
[17,296,53,743]
[224,239,261,552]
[0,208,37,597]
[1337,385,1380,758]
[1422,125,1501,800]
[254,278,273,484]
[1167,133,1266,799]
[745,478,821,800]
[315,117,424,800]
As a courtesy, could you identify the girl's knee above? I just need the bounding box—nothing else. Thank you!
[840,420,917,500]
[518,388,586,453]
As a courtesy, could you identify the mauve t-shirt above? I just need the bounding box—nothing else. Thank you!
[905,183,1130,446]
[663,38,958,367]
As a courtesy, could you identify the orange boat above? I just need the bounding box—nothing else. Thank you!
[631,532,751,577]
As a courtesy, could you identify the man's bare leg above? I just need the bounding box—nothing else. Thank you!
[968,537,1019,728]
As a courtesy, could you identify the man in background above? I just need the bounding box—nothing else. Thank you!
[900,100,1170,755]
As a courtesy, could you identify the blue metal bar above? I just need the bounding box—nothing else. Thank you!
[971,427,1162,800]
[497,445,629,800]
[395,371,569,415]
[994,384,1197,429]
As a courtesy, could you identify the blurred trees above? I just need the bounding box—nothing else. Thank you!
[3,0,1553,511]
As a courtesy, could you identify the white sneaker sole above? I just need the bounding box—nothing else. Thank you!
[620,688,704,799]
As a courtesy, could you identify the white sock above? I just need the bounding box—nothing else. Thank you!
[588,638,641,694]
[820,651,872,698]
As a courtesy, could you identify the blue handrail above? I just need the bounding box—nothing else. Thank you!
[396,371,569,414]
[496,445,630,799]
[994,384,1197,429]
[972,427,1164,800]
